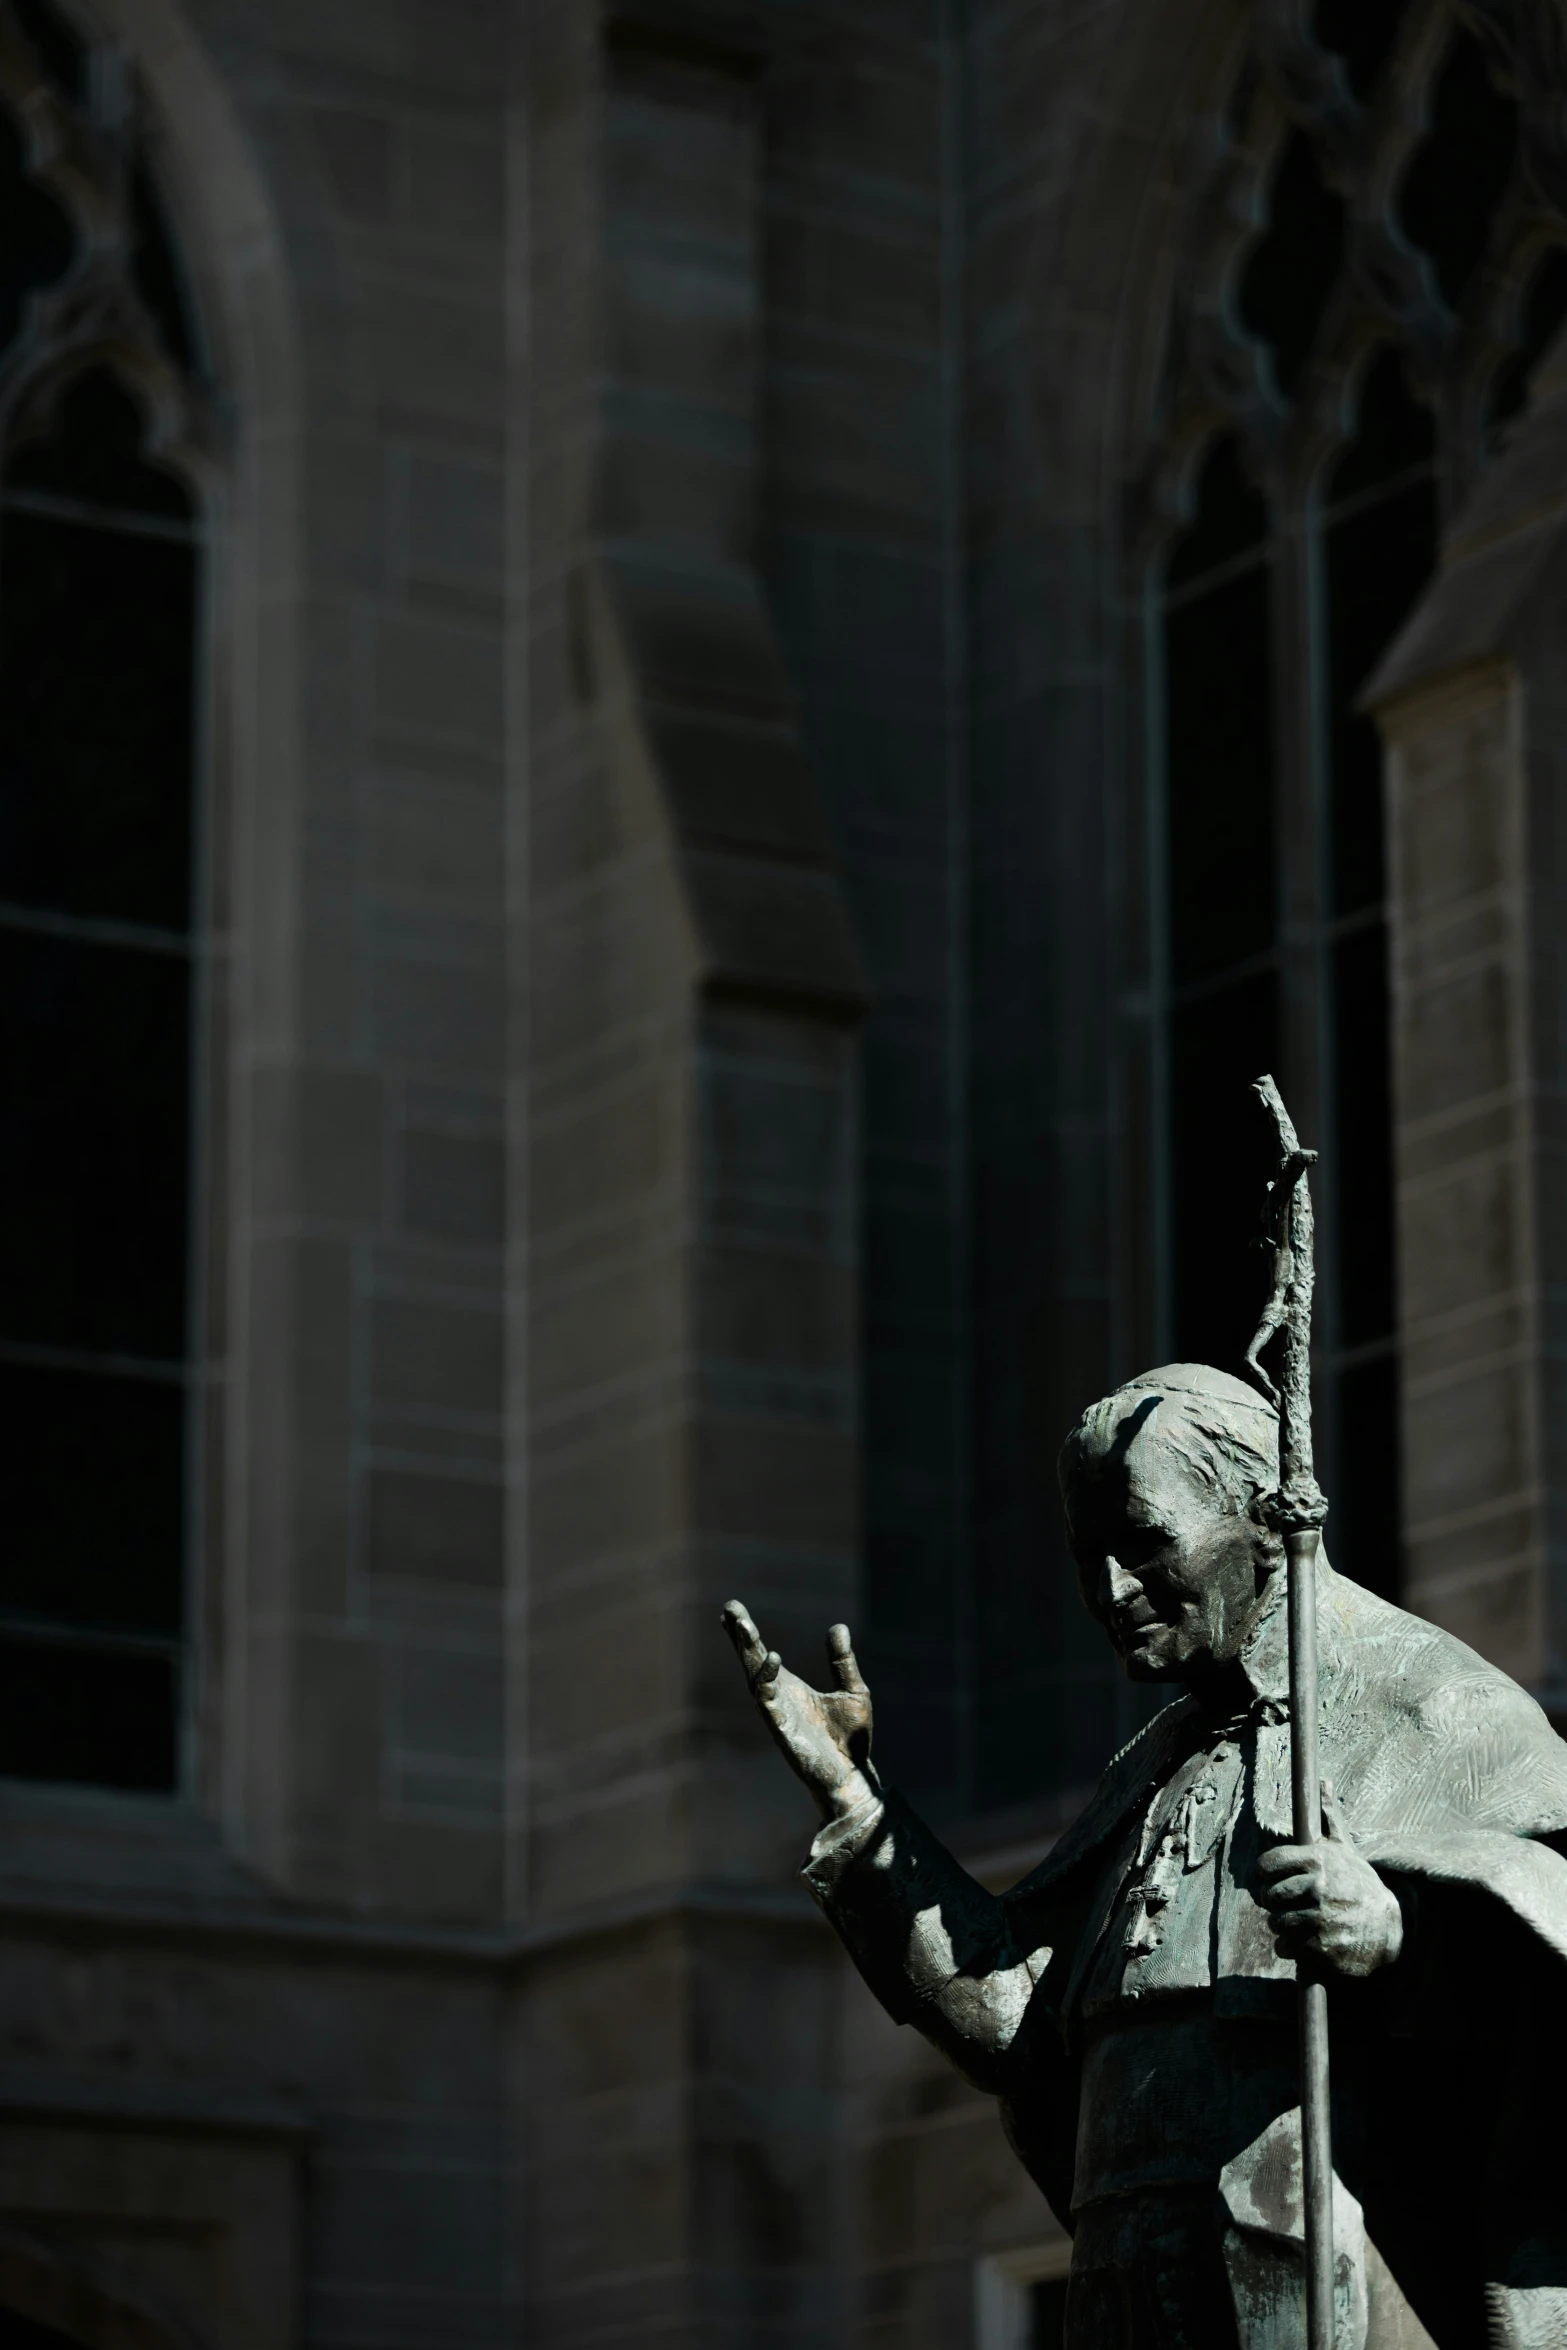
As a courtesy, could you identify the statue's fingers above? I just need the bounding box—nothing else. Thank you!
[720,1606,791,1699]
[826,1622,869,1695]
[721,1599,770,1680]
[1259,1870,1319,1911]
[1256,1842,1312,1878]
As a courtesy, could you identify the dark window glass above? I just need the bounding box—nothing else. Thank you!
[0,2311,90,2350]
[1317,352,1432,1609]
[975,1579,1126,1815]
[10,0,89,106]
[1333,923,1397,1347]
[0,505,196,925]
[1,1363,183,1632]
[0,932,190,1359]
[1164,439,1280,1377]
[1331,1352,1402,1599]
[0,361,196,1791]
[1224,57,1263,140]
[1031,2276,1069,2348]
[1312,0,1408,98]
[1168,435,1267,588]
[1171,973,1280,1369]
[0,110,74,357]
[1329,346,1434,504]
[1166,571,1274,983]
[1399,33,1517,311]
[1239,131,1345,398]
[1325,476,1435,913]
[1165,443,1274,987]
[0,2317,80,2350]
[0,1638,177,1791]
[1326,354,1437,918]
[1487,247,1567,444]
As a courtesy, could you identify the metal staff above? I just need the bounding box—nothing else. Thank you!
[1243,1074,1334,2350]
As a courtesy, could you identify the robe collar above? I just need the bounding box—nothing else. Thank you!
[1193,1573,1292,1740]
[1238,1573,1290,1708]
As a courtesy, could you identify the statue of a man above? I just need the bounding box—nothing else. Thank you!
[723,1362,1567,2349]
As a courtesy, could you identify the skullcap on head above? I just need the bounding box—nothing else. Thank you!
[1058,1360,1280,1522]
[1112,1362,1278,1420]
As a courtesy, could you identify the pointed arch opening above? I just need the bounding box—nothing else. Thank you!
[1139,0,1567,1600]
[0,0,210,1793]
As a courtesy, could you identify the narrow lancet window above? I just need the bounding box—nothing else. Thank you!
[1145,17,1529,1611]
[0,1,204,1792]
[1162,437,1280,1372]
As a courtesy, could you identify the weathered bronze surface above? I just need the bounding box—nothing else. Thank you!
[725,1298,1567,2345]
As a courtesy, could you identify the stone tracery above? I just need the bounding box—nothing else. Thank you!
[0,0,208,469]
[1154,0,1567,515]
[1138,0,1567,1600]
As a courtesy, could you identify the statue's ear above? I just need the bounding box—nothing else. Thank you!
[1246,1493,1285,1579]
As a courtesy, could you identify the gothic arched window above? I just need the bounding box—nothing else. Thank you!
[0,0,208,1790]
[1145,2,1567,1595]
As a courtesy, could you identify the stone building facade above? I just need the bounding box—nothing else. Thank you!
[0,0,1564,2347]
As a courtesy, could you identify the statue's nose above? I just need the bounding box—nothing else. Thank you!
[1101,1556,1140,1611]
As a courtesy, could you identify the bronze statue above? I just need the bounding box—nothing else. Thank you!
[723,1095,1567,2349]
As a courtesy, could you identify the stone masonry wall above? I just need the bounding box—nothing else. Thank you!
[9,3,1567,2349]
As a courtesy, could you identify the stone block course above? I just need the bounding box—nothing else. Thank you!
[696,1245,854,1369]
[527,1583,684,1758]
[371,1297,504,1416]
[530,1073,678,1236]
[767,204,941,355]
[373,952,507,1075]
[401,452,505,589]
[527,1780,692,1917]
[768,39,942,208]
[405,120,504,239]
[529,1423,686,1582]
[309,2153,505,2300]
[373,772,505,908]
[390,1638,504,1768]
[303,431,391,590]
[266,0,505,101]
[401,1127,506,1244]
[376,612,505,750]
[290,1630,386,1836]
[1397,1153,1521,1324]
[255,1065,388,1226]
[368,1469,504,1587]
[312,104,394,220]
[529,1253,686,1414]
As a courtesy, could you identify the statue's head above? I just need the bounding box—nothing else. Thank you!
[1057,1364,1284,1686]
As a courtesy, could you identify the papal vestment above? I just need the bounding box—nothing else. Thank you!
[805,1568,1567,2348]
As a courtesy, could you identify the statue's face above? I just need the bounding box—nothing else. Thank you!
[1064,1424,1272,1685]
